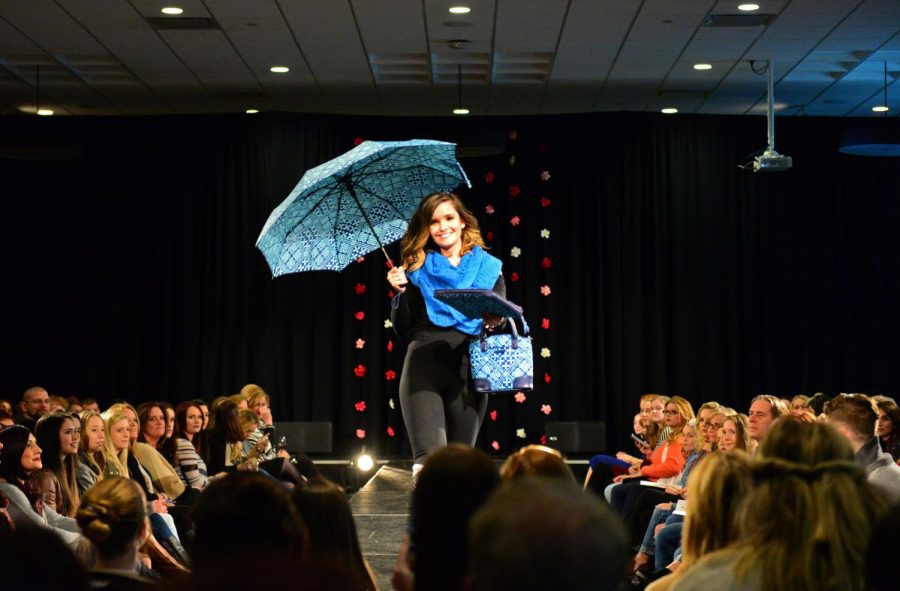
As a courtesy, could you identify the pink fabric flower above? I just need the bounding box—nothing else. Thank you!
[354,283,366,294]
[353,364,366,377]
[356,429,366,439]
[541,318,550,329]
[355,401,367,412]
[485,204,495,214]
[387,426,395,437]
[484,171,495,183]
[491,440,500,451]
[540,285,551,296]
[356,256,365,263]
[541,404,552,415]
[515,392,527,403]
[540,170,551,181]
[510,216,521,226]
[355,311,365,320]
[355,338,365,349]
[385,370,397,381]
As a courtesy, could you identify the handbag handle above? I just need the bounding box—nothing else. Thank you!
[479,315,529,352]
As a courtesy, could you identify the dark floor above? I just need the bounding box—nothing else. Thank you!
[349,462,414,590]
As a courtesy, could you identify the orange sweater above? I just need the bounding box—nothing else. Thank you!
[640,436,685,480]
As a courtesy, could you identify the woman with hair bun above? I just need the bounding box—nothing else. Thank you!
[77,476,160,589]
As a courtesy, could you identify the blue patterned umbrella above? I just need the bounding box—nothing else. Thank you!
[256,139,470,275]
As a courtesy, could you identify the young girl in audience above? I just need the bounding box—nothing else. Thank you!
[675,418,888,591]
[875,397,900,462]
[716,412,755,454]
[0,425,81,549]
[790,394,809,411]
[292,477,378,590]
[645,451,754,591]
[76,476,160,589]
[33,411,82,516]
[500,444,576,483]
[77,410,106,494]
[205,400,261,475]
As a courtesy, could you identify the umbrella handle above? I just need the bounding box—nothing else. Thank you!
[381,247,395,269]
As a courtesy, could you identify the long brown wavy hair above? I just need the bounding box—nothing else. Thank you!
[400,192,485,272]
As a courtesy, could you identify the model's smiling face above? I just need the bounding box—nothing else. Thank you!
[429,200,465,257]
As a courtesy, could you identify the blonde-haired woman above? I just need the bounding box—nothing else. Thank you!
[675,418,888,591]
[387,192,504,479]
[77,410,106,494]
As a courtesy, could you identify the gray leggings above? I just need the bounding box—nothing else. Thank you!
[399,328,488,463]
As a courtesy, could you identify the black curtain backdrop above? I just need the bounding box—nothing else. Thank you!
[2,111,899,458]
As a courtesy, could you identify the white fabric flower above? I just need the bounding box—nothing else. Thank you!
[541,347,551,358]
[384,319,393,328]
[510,246,522,258]
[540,228,550,239]
[516,428,526,439]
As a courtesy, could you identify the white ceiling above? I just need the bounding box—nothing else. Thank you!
[0,0,897,117]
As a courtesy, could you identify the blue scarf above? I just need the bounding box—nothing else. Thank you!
[407,246,502,335]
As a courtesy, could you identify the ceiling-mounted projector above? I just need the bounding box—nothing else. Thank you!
[743,60,793,172]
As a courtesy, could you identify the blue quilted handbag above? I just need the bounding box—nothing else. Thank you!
[469,316,534,393]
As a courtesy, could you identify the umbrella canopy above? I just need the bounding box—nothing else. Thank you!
[256,139,470,275]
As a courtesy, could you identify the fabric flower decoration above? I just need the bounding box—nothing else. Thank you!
[356,256,365,263]
[540,228,550,239]
[389,398,396,409]
[484,171,495,183]
[355,338,365,349]
[540,434,548,445]
[514,392,527,403]
[510,272,520,283]
[387,426,395,437]
[353,137,365,146]
[510,246,521,258]
[516,428,526,439]
[509,155,516,166]
[544,373,552,384]
[354,283,366,294]
[356,429,366,439]
[355,311,365,320]
[541,404,552,415]
[507,130,518,140]
[510,216,521,226]
[353,364,366,377]
[509,186,521,197]
[541,318,550,330]
[540,170,551,181]
[540,257,552,269]
[384,319,393,328]
[540,197,551,207]
[489,410,498,421]
[387,340,394,352]
[486,231,494,242]
[540,348,551,358]
[387,290,395,299]
[540,285,551,296]
[485,204,495,214]
[385,370,397,381]
[491,440,500,451]
[355,401,367,412]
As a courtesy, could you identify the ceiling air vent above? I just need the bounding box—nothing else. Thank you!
[703,14,774,27]
[146,17,220,31]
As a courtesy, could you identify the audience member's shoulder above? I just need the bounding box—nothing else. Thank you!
[89,570,163,591]
[672,552,756,591]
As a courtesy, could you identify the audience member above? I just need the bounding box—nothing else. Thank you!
[49,395,70,412]
[467,477,628,591]
[77,410,106,495]
[746,394,788,442]
[17,386,50,431]
[789,394,809,411]
[874,397,900,462]
[500,444,576,483]
[0,521,89,589]
[81,398,101,413]
[0,409,15,427]
[33,411,82,516]
[825,393,900,502]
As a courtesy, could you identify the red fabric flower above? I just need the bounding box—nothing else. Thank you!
[486,231,494,242]
[540,197,551,207]
[354,283,366,294]
[355,401,367,412]
[387,426,395,437]
[509,186,521,197]
[510,216,521,226]
[544,373,552,384]
[384,259,393,268]
[484,171,495,183]
[510,272,520,283]
[385,370,397,381]
[541,318,550,329]
[387,340,394,352]
[356,429,366,439]
[354,311,365,320]
[353,364,366,377]
[387,290,395,299]
[491,440,500,451]
[489,410,498,421]
[541,257,552,269]
[353,137,365,146]
[540,434,548,445]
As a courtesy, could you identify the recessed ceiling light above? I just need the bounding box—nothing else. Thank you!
[661,108,678,114]
[693,63,713,70]
[872,105,889,112]
[449,6,471,14]
[737,3,760,11]
[161,7,184,15]
[270,66,289,73]
[37,109,54,116]
[246,109,259,114]
[453,107,470,115]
